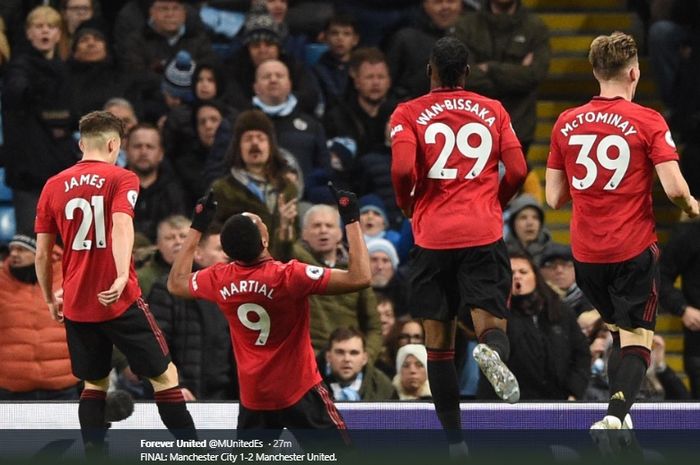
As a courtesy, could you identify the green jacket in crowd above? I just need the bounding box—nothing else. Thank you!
[453,0,550,147]
[274,240,382,363]
[211,172,297,250]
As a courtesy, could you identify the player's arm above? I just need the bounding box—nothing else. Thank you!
[168,191,217,298]
[97,212,134,306]
[499,147,528,208]
[167,229,200,299]
[323,184,371,295]
[390,111,417,218]
[545,168,571,209]
[656,160,700,217]
[36,233,63,322]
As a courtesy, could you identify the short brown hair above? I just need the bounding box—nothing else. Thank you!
[349,47,387,75]
[588,31,638,80]
[79,111,125,147]
[328,327,366,351]
[126,122,162,147]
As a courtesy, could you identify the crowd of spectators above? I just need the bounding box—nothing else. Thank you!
[0,0,697,403]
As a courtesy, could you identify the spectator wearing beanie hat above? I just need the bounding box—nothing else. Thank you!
[67,19,129,126]
[366,237,411,316]
[118,0,216,81]
[209,109,298,248]
[305,136,358,205]
[367,238,399,287]
[392,344,432,400]
[504,193,552,266]
[243,13,283,48]
[0,232,80,400]
[224,11,322,116]
[162,50,196,107]
[359,194,401,248]
[58,0,95,61]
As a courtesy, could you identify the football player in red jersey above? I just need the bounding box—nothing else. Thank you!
[34,111,196,455]
[390,36,527,456]
[546,32,699,432]
[167,184,370,445]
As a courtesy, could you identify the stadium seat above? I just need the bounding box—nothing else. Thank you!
[0,206,16,243]
[0,168,12,202]
[304,43,328,67]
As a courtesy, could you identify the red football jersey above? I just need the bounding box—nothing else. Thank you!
[35,160,142,322]
[548,97,679,263]
[390,89,522,249]
[189,258,330,410]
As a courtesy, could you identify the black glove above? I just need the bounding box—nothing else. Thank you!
[328,182,359,224]
[191,190,217,232]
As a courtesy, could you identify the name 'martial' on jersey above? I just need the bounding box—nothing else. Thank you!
[219,279,275,300]
[416,98,496,127]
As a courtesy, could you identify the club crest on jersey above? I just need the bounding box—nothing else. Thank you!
[191,271,199,291]
[665,131,676,148]
[127,190,138,207]
[306,265,324,280]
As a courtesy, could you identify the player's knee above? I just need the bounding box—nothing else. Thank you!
[84,377,110,392]
[422,319,454,349]
[620,327,654,350]
[147,362,180,391]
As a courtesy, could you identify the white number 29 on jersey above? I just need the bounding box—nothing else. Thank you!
[569,134,631,190]
[237,303,271,345]
[426,122,493,180]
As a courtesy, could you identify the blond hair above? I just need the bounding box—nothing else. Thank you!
[25,5,62,29]
[0,17,10,62]
[588,31,638,80]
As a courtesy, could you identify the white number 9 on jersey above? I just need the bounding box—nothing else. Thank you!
[426,122,493,180]
[569,134,630,190]
[237,303,271,345]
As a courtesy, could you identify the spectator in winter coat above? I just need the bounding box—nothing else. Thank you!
[0,234,79,400]
[1,6,78,233]
[320,327,395,401]
[148,224,238,400]
[478,251,589,400]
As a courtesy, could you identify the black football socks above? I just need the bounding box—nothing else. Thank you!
[427,349,464,445]
[607,345,650,423]
[154,386,197,440]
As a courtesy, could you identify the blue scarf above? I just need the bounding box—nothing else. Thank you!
[252,94,298,117]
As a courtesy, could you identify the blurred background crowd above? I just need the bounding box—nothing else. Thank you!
[0,0,699,405]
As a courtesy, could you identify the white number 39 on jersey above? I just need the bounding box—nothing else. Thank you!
[569,134,630,190]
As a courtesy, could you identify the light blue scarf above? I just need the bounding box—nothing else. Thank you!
[252,94,298,118]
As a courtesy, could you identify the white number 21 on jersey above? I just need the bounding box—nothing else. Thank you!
[569,134,630,190]
[426,122,493,180]
[65,195,106,251]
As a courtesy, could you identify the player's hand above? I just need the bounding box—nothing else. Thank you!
[401,205,413,219]
[682,306,700,331]
[277,193,298,227]
[328,182,360,224]
[181,387,196,401]
[191,190,217,232]
[98,276,128,307]
[686,198,699,218]
[48,289,64,323]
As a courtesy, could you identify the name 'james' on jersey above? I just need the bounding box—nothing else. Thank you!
[390,89,521,249]
[547,96,679,263]
[35,160,142,323]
